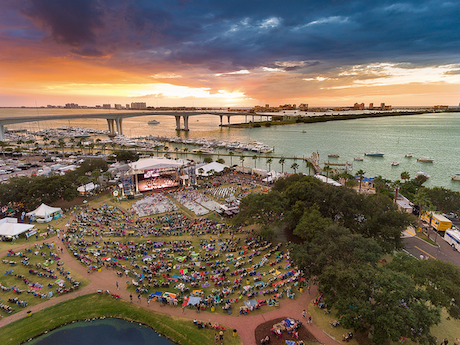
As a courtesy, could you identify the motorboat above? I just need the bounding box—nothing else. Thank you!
[417,157,434,163]
[148,120,160,125]
[405,153,413,158]
[452,174,460,181]
[328,154,339,158]
[354,157,363,161]
[364,152,384,157]
[391,161,400,166]
[416,171,430,179]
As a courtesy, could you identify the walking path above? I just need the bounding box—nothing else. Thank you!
[0,235,341,345]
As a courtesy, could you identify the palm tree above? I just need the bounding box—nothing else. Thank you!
[252,155,258,169]
[279,157,285,173]
[323,165,332,180]
[305,160,314,176]
[239,155,245,167]
[154,145,161,157]
[88,142,95,155]
[413,191,430,220]
[291,162,299,174]
[401,171,410,183]
[174,147,179,158]
[266,158,273,171]
[58,138,65,154]
[356,169,365,193]
[373,175,387,197]
[183,147,189,158]
[229,151,235,166]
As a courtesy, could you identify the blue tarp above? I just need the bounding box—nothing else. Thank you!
[244,299,258,308]
[187,296,201,306]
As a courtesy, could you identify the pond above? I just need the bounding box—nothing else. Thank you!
[30,318,175,345]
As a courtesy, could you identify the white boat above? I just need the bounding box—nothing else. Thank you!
[148,120,160,125]
[452,174,460,181]
[391,161,400,166]
[364,152,384,157]
[405,153,413,158]
[416,171,430,179]
[354,157,363,161]
[417,157,434,163]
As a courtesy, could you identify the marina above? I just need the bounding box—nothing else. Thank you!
[1,109,460,191]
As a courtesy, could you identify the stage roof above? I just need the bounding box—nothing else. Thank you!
[129,157,186,172]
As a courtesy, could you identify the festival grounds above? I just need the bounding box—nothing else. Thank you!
[0,175,458,345]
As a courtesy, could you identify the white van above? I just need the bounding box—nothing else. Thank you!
[444,229,460,252]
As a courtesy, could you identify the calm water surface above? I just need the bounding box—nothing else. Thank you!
[30,318,174,345]
[1,109,459,191]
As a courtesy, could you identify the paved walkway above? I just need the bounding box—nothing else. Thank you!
[0,236,342,345]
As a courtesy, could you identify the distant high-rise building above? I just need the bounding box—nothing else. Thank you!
[131,102,147,109]
[353,103,365,110]
[299,103,308,111]
[114,104,122,110]
[126,104,130,109]
[65,103,79,108]
[102,104,111,109]
[369,103,374,110]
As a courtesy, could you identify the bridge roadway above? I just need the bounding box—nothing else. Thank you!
[0,111,268,141]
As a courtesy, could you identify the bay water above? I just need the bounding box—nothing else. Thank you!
[1,109,459,191]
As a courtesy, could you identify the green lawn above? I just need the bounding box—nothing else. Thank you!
[1,294,243,345]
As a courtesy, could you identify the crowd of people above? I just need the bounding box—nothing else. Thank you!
[0,243,81,315]
[132,194,178,217]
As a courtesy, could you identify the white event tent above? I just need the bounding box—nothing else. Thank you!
[0,218,34,238]
[195,162,228,176]
[26,203,62,223]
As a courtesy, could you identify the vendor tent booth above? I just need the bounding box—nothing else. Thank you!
[0,218,34,239]
[26,203,62,223]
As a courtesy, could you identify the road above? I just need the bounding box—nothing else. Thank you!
[402,227,460,266]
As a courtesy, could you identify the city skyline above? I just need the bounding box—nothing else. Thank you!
[1,0,460,108]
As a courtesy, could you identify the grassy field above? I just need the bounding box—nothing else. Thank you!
[1,294,242,345]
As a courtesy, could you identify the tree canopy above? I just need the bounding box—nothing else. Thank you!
[234,175,458,345]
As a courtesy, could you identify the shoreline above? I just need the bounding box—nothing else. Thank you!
[220,110,427,128]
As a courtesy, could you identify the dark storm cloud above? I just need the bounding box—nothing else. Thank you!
[20,0,104,46]
[6,0,460,69]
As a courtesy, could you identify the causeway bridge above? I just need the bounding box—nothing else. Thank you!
[0,111,269,141]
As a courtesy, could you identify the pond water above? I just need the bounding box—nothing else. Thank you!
[30,318,175,345]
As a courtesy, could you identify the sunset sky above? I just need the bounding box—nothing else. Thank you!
[1,0,459,108]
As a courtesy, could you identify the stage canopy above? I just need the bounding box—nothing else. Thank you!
[129,157,186,172]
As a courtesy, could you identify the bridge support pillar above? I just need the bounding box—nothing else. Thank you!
[183,115,189,131]
[227,116,231,125]
[252,115,255,122]
[106,119,116,135]
[245,115,247,123]
[115,118,123,135]
[0,125,4,142]
[175,116,181,130]
[219,115,223,126]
